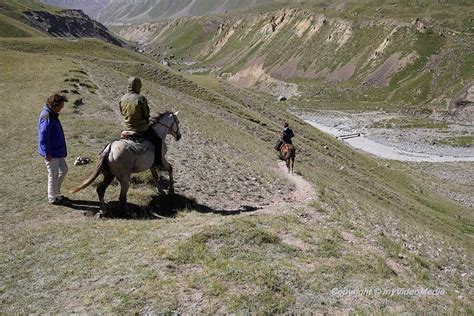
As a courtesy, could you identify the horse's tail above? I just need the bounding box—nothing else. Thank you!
[70,143,112,193]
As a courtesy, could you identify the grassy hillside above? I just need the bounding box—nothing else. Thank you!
[0,0,58,37]
[0,31,473,313]
[0,0,125,45]
[117,2,473,112]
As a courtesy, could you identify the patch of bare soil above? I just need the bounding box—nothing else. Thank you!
[169,132,290,211]
[168,141,316,213]
[258,161,315,213]
[81,61,311,213]
[276,161,314,203]
[326,60,356,83]
[364,52,417,86]
[270,55,318,80]
[229,58,299,98]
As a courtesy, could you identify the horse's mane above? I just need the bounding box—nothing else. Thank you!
[150,111,172,125]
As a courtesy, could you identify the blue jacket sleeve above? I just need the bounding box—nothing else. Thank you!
[38,117,52,156]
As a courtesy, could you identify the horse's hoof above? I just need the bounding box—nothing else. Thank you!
[97,209,109,219]
[84,211,96,217]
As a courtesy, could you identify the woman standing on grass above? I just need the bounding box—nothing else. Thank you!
[38,93,71,205]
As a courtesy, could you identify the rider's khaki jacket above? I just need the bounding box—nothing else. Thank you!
[119,93,150,133]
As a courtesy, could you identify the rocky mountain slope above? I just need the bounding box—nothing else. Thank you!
[1,0,124,45]
[117,2,473,113]
[23,9,124,45]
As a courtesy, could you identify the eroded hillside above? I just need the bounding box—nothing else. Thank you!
[118,4,473,113]
[1,0,124,45]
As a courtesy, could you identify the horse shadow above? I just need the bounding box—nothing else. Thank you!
[63,194,260,220]
[148,193,261,218]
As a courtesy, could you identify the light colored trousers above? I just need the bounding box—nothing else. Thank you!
[44,157,68,202]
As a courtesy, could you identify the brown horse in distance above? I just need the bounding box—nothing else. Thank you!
[280,143,295,174]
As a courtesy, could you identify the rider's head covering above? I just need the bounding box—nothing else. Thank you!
[128,77,142,94]
[284,122,289,128]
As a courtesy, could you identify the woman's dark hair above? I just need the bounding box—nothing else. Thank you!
[284,122,289,128]
[47,93,68,108]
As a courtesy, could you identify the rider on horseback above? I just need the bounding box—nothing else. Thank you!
[274,122,294,154]
[119,77,162,166]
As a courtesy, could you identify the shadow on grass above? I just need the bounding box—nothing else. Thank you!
[148,193,261,218]
[63,199,101,213]
[63,194,260,220]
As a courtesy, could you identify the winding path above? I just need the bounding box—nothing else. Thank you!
[258,161,315,213]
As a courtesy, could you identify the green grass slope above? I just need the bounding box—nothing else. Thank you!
[0,34,472,313]
[0,0,126,45]
[0,12,45,36]
[0,0,59,37]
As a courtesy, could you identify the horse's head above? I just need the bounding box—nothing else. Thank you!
[151,111,181,141]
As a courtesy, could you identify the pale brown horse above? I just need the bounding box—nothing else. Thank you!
[71,111,181,217]
[280,143,295,174]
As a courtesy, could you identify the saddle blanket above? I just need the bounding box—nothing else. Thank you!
[121,139,154,154]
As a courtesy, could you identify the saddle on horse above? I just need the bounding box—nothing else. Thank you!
[120,131,153,153]
[121,130,144,141]
[121,130,162,166]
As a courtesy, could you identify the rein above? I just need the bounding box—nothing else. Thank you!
[154,114,179,135]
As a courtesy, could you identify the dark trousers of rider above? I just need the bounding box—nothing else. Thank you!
[143,127,162,166]
[274,139,293,151]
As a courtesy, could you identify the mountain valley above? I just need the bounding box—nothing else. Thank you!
[0,0,472,313]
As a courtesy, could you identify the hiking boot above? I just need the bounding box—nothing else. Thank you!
[50,197,72,206]
[58,196,73,203]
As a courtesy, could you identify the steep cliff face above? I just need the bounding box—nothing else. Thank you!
[118,6,473,110]
[22,9,124,46]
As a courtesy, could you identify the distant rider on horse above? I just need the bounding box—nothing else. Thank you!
[119,77,162,166]
[274,122,294,158]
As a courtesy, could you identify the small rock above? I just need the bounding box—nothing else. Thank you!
[74,156,91,166]
[398,253,404,259]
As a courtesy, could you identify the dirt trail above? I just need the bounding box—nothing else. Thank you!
[79,62,315,214]
[259,161,315,212]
